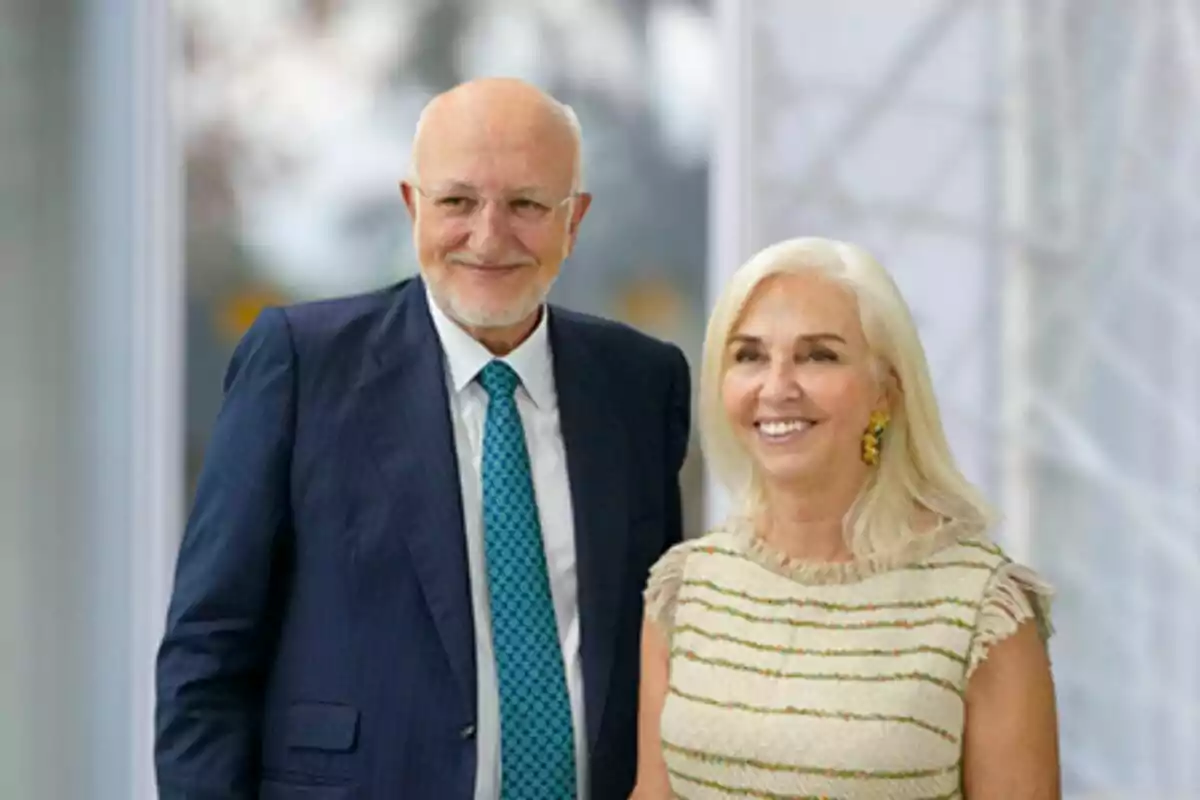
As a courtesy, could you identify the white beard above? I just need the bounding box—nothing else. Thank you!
[414,221,571,329]
[433,275,554,329]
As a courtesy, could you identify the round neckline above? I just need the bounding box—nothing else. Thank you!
[725,516,973,586]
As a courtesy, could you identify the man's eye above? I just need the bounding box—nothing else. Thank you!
[511,198,549,216]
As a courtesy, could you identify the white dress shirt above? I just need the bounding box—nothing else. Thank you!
[426,292,588,800]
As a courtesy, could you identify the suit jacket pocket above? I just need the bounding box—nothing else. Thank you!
[260,779,355,800]
[285,702,360,752]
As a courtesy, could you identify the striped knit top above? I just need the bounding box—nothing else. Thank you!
[643,519,1053,800]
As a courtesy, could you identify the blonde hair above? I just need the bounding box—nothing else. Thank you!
[700,237,995,556]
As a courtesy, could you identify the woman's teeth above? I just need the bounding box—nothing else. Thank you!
[757,419,812,438]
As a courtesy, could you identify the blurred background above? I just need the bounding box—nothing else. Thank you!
[3,0,1198,797]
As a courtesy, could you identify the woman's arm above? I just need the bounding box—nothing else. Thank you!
[630,617,673,800]
[962,619,1061,798]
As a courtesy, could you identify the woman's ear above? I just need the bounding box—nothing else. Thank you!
[876,365,901,414]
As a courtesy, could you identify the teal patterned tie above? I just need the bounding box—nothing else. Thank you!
[477,360,576,800]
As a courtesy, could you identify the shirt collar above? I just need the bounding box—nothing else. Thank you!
[425,286,556,409]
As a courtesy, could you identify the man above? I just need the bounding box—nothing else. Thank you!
[155,78,691,800]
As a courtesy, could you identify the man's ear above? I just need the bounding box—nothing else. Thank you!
[568,192,592,239]
[561,192,593,260]
[400,181,417,220]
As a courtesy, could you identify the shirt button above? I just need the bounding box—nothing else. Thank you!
[459,724,476,740]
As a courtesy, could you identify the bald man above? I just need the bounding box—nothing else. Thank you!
[155,79,691,800]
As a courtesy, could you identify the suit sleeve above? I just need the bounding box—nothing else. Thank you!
[155,308,296,799]
[662,344,691,552]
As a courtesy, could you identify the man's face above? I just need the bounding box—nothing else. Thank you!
[402,112,591,332]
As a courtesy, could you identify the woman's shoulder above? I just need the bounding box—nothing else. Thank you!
[643,529,739,630]
[925,528,1056,677]
[925,529,1012,567]
[929,528,1050,587]
[647,529,736,584]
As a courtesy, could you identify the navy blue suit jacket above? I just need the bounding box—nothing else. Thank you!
[155,279,691,800]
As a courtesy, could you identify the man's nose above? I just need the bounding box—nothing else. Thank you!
[467,201,513,257]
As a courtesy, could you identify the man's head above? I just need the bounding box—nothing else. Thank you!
[401,78,592,351]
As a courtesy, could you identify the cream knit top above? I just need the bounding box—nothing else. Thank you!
[644,519,1053,800]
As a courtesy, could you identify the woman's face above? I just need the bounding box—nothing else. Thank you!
[721,271,888,491]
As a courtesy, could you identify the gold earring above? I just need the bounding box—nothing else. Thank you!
[862,410,890,465]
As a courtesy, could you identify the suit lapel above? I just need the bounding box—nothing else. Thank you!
[550,312,630,754]
[355,282,475,717]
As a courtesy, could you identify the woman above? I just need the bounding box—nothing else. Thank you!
[633,238,1059,798]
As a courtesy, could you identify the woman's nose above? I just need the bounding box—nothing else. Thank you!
[760,362,802,401]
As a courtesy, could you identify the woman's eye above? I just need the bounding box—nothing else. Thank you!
[733,348,761,363]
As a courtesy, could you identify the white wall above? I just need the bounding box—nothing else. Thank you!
[0,1,182,798]
[705,0,1002,532]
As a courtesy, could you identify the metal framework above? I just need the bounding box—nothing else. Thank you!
[708,0,1004,525]
[709,0,1200,793]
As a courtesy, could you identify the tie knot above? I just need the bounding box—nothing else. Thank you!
[477,360,520,399]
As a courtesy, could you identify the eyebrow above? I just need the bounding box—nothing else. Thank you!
[423,180,474,191]
[728,332,847,346]
[424,181,553,196]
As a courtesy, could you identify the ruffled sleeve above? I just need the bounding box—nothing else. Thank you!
[643,541,695,636]
[967,562,1055,679]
